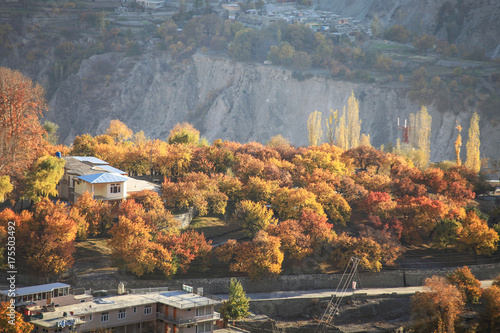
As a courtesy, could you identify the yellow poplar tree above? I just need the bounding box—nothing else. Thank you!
[335,106,348,150]
[455,123,462,166]
[325,109,338,144]
[307,111,323,146]
[409,106,432,168]
[465,112,480,173]
[346,91,361,149]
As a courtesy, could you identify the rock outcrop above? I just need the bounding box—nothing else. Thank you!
[48,52,499,162]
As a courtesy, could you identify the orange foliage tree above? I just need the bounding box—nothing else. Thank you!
[72,191,113,237]
[19,199,77,277]
[446,266,482,304]
[0,67,47,182]
[216,231,283,280]
[411,276,465,333]
[481,285,500,332]
[456,211,499,255]
[271,187,325,220]
[0,301,33,333]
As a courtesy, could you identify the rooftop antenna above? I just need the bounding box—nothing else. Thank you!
[397,117,410,144]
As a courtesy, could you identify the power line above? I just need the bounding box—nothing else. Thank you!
[314,257,360,333]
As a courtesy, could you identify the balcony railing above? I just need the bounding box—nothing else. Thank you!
[156,312,220,326]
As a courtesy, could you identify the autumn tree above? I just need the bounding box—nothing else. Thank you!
[411,276,465,333]
[219,278,250,326]
[105,119,132,142]
[465,112,480,173]
[0,67,47,181]
[307,111,323,146]
[480,285,500,332]
[346,91,361,149]
[23,155,65,202]
[0,175,13,202]
[306,181,351,226]
[271,187,325,220]
[0,302,33,333]
[331,233,385,272]
[128,190,178,229]
[233,200,276,237]
[157,230,212,274]
[73,191,113,237]
[216,231,283,280]
[456,210,498,255]
[455,123,462,166]
[325,109,338,144]
[342,145,386,172]
[409,105,432,168]
[167,122,200,145]
[19,199,77,277]
[108,213,165,277]
[446,266,482,304]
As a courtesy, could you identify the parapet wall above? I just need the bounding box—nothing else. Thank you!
[9,262,500,294]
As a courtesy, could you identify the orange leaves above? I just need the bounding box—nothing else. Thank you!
[216,231,283,280]
[456,211,499,255]
[0,68,47,181]
[271,187,325,220]
[411,276,465,333]
[17,199,77,277]
[446,266,482,304]
[0,301,33,333]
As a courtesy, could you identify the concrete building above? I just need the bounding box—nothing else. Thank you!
[2,283,221,333]
[56,156,159,203]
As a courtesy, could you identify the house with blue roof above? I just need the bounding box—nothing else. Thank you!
[57,156,158,203]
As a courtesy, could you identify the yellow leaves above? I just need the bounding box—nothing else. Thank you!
[24,155,65,202]
[105,119,133,142]
[331,233,384,272]
[216,231,283,280]
[0,301,33,333]
[307,111,323,146]
[271,187,325,220]
[456,211,499,255]
[465,112,480,173]
[411,276,464,333]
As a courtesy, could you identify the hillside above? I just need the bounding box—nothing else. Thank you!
[317,0,500,59]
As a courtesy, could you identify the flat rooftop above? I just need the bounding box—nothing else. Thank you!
[29,290,221,328]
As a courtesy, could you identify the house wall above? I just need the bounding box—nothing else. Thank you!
[78,303,156,332]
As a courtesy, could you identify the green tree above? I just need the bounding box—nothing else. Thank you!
[465,112,480,173]
[220,278,250,326]
[307,111,323,146]
[384,25,410,43]
[43,121,59,145]
[346,91,361,149]
[24,155,65,202]
[233,200,276,237]
[167,122,200,145]
[0,175,13,202]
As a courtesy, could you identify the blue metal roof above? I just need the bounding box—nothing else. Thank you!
[72,156,109,165]
[97,165,127,175]
[78,173,128,184]
[0,283,70,297]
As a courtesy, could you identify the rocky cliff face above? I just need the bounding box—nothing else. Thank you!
[47,52,499,162]
[317,0,500,58]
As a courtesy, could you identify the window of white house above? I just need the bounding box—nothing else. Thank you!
[196,307,205,317]
[89,314,93,321]
[133,307,137,314]
[101,312,109,322]
[110,183,121,194]
[144,305,152,315]
[196,322,211,333]
[118,309,126,319]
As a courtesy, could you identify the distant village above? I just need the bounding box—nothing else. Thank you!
[133,0,370,42]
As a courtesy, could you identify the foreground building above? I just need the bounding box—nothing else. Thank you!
[1,283,221,333]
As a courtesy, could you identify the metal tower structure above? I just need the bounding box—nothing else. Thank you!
[314,257,361,332]
[397,117,410,144]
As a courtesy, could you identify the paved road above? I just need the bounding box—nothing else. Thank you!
[215,280,494,301]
